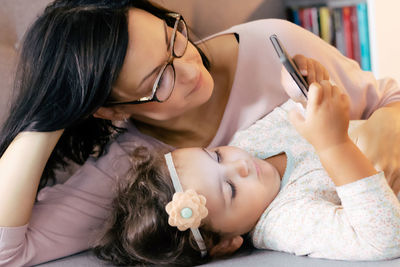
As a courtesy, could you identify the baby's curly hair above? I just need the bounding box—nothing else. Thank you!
[92,146,221,266]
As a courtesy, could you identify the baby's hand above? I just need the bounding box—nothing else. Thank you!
[293,55,330,84]
[289,81,350,152]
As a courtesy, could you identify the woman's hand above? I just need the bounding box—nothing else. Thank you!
[293,54,330,85]
[349,103,400,195]
[289,81,350,152]
[282,55,331,107]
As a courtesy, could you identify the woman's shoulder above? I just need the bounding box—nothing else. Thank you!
[199,19,299,43]
[232,18,296,33]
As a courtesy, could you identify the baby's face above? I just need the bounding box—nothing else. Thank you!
[172,146,281,237]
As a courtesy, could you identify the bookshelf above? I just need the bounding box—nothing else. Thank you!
[284,0,400,83]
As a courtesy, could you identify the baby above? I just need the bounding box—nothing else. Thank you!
[93,81,400,266]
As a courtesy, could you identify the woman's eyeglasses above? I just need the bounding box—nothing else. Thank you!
[105,13,188,106]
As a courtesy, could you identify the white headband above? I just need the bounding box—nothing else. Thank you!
[164,152,207,257]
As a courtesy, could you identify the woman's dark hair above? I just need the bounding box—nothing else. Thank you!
[0,0,210,192]
[92,146,220,266]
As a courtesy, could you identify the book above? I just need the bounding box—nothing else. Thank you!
[300,8,313,32]
[298,8,305,29]
[285,2,372,71]
[350,6,361,64]
[319,7,332,44]
[310,7,320,37]
[332,8,346,55]
[342,6,354,59]
[357,3,372,71]
[287,8,301,26]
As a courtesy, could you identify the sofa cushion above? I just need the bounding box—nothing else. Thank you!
[0,0,52,125]
[36,249,400,267]
[0,44,16,125]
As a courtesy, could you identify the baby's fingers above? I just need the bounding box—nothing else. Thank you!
[307,82,323,109]
[328,82,348,106]
[319,80,333,98]
[340,90,350,108]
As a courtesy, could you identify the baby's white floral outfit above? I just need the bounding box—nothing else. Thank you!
[230,100,400,260]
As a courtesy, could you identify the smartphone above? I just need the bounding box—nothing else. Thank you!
[269,34,309,100]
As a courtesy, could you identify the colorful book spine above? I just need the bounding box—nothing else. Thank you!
[319,7,331,43]
[301,8,313,32]
[350,6,361,64]
[286,3,371,71]
[357,3,371,71]
[288,8,301,26]
[310,7,320,36]
[298,8,306,29]
[342,6,354,59]
[293,9,301,26]
[333,8,346,55]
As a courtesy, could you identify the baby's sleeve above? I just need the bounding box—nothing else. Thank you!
[252,172,400,261]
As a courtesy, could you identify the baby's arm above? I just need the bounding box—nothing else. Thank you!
[253,173,400,260]
[289,81,377,186]
[282,81,400,259]
[350,117,400,195]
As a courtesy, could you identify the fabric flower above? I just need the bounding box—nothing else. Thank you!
[165,189,208,231]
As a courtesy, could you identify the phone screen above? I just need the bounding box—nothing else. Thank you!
[270,34,309,99]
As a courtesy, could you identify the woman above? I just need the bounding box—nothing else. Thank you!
[0,0,400,266]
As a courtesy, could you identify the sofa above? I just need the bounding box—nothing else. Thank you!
[0,1,399,266]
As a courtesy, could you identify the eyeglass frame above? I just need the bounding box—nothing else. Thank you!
[104,13,188,106]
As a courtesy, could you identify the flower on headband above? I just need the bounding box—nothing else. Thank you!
[165,189,208,231]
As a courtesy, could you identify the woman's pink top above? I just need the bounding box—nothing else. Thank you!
[1,19,400,266]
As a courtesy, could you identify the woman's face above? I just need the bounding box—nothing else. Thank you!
[111,8,214,122]
[172,146,281,237]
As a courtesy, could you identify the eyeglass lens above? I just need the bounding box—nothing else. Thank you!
[155,19,187,101]
[155,64,175,101]
[173,19,187,56]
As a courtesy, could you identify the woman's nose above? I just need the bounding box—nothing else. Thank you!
[173,56,198,84]
[229,159,249,178]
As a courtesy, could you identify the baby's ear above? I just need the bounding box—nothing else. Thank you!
[209,236,243,258]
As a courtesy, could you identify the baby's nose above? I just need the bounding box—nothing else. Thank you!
[233,159,249,178]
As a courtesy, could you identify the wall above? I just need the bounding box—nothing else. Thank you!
[153,0,286,39]
[368,0,400,83]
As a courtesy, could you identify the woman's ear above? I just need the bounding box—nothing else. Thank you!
[93,107,130,121]
[209,235,243,258]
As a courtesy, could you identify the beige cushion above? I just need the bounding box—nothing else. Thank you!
[0,44,16,124]
[153,0,285,39]
[0,0,52,125]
